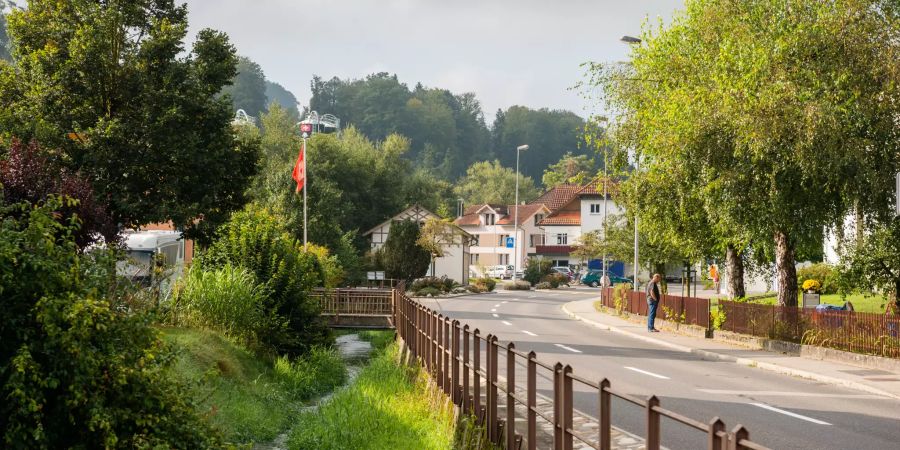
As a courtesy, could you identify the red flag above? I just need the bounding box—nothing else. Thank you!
[291,142,306,192]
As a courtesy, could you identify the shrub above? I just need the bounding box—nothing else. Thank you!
[200,205,330,357]
[543,272,569,288]
[472,277,496,292]
[535,281,553,290]
[173,264,269,345]
[504,280,532,290]
[306,244,345,289]
[410,276,451,294]
[416,286,442,297]
[381,219,431,281]
[273,347,347,400]
[0,197,219,447]
[797,263,836,294]
[465,285,485,293]
[523,257,552,286]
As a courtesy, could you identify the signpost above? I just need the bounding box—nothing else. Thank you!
[505,237,514,249]
[299,122,313,248]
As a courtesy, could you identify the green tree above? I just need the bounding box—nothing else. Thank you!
[265,80,300,119]
[542,152,596,188]
[453,160,540,205]
[838,220,900,313]
[381,219,430,281]
[0,1,13,62]
[491,105,586,180]
[0,0,259,244]
[223,56,268,118]
[416,217,465,277]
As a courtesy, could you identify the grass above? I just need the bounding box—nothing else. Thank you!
[745,293,889,313]
[287,341,456,450]
[162,327,346,445]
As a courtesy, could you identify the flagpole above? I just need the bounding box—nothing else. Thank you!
[302,136,308,250]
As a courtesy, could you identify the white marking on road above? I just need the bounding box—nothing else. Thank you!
[554,344,582,353]
[494,304,500,307]
[624,367,670,380]
[492,313,499,318]
[750,403,832,425]
[698,389,882,399]
[502,301,508,304]
[502,321,513,326]
[522,330,538,336]
[491,309,497,312]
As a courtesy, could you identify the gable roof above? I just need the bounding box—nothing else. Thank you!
[363,204,439,237]
[529,184,581,213]
[454,203,549,227]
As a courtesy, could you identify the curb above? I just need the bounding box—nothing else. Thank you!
[561,302,900,401]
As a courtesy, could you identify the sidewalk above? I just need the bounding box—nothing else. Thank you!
[563,299,900,400]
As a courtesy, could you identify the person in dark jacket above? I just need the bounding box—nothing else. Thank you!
[646,273,661,332]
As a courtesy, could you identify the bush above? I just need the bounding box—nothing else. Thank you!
[273,346,347,400]
[0,198,219,447]
[504,280,532,290]
[416,286,442,297]
[200,204,330,357]
[523,257,552,286]
[173,264,269,345]
[535,282,553,290]
[465,285,486,293]
[543,272,569,288]
[797,263,836,294]
[472,277,496,292]
[306,244,345,289]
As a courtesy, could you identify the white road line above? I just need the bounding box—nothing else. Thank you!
[494,304,500,307]
[698,389,882,399]
[750,403,832,425]
[554,343,582,353]
[502,301,508,304]
[624,366,670,380]
[502,321,513,326]
[492,313,499,318]
[491,308,497,312]
[522,330,538,336]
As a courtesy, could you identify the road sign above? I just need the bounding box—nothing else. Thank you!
[299,123,313,133]
[505,237,514,248]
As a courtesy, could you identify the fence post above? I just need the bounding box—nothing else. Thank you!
[708,417,725,450]
[527,351,537,450]
[453,320,461,405]
[444,317,451,395]
[507,342,516,450]
[488,335,499,443]
[463,324,470,412]
[728,425,749,450]
[599,378,611,450]
[562,365,573,450]
[646,395,660,450]
[474,329,482,420]
[553,362,563,450]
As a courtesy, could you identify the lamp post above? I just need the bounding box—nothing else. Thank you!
[621,34,642,288]
[513,144,529,281]
[597,116,609,285]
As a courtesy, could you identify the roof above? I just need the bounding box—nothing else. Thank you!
[577,178,619,198]
[538,211,581,226]
[529,184,581,212]
[363,204,471,237]
[123,230,182,251]
[454,203,549,227]
[497,204,549,225]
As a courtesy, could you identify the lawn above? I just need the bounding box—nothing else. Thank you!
[745,293,889,314]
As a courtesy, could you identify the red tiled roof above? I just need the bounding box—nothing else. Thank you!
[454,214,481,226]
[578,178,619,197]
[497,204,547,225]
[529,184,581,213]
[539,210,580,226]
[456,203,547,227]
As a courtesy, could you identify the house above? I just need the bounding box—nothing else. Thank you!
[363,204,471,284]
[453,203,551,276]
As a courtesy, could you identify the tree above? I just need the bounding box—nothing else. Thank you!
[0,1,13,62]
[839,220,900,313]
[381,219,431,281]
[222,56,268,118]
[265,80,300,119]
[491,106,586,180]
[453,160,540,205]
[542,152,596,188]
[416,217,465,277]
[588,0,900,306]
[0,1,259,244]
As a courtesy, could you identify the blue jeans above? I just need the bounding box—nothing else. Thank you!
[647,300,659,330]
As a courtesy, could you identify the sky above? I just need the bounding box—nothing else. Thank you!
[184,0,684,121]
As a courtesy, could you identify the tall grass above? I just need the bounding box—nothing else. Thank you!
[274,346,347,399]
[287,342,456,450]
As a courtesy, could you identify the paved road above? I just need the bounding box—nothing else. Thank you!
[420,288,900,450]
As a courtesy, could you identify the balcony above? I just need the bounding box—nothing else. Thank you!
[535,245,574,255]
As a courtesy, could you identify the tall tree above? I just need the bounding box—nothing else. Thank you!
[265,80,300,119]
[542,152,596,188]
[453,160,540,205]
[382,219,431,281]
[491,106,585,180]
[0,0,259,244]
[222,56,267,118]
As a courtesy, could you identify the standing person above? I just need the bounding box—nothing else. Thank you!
[646,273,661,332]
[710,264,720,294]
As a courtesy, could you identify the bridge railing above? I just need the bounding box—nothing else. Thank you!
[313,288,394,316]
[395,289,769,450]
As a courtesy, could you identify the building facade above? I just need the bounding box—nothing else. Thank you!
[453,203,550,276]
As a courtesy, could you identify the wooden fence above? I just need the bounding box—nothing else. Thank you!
[600,287,711,328]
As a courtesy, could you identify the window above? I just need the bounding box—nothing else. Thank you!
[534,214,544,225]
[498,234,509,246]
[529,234,544,247]
[590,204,601,214]
[557,233,568,245]
[484,214,495,225]
[470,254,480,264]
[499,254,509,265]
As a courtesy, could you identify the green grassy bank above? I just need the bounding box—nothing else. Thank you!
[162,327,346,445]
[287,334,457,450]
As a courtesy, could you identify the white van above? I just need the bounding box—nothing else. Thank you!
[117,230,185,287]
[487,265,514,280]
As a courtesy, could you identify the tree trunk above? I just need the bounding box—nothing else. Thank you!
[774,230,798,307]
[726,244,745,299]
[653,262,667,294]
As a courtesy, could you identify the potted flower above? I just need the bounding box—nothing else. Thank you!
[801,279,822,308]
[802,279,822,293]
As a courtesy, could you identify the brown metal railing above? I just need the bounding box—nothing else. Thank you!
[601,287,711,328]
[395,288,768,450]
[312,288,394,316]
[720,301,900,358]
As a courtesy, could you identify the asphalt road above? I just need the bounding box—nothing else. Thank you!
[419,288,900,450]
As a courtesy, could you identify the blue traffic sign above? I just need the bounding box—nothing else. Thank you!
[505,237,515,248]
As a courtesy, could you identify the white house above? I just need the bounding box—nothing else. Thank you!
[453,203,550,276]
[363,204,471,284]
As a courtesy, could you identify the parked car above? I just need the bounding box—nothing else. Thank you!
[581,270,632,288]
[551,266,574,280]
[487,264,514,279]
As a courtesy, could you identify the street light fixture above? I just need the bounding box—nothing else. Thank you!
[620,35,642,44]
[513,144,529,281]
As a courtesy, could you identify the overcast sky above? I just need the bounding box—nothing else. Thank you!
[184,0,684,121]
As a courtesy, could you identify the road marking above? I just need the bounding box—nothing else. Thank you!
[750,403,831,425]
[502,321,513,326]
[492,313,499,318]
[698,389,882,399]
[491,308,497,312]
[502,301,508,304]
[554,344,582,353]
[624,367,670,380]
[494,304,500,307]
[522,330,538,336]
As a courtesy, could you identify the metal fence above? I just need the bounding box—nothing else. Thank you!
[312,287,395,316]
[395,288,767,450]
[601,287,711,328]
[719,301,900,358]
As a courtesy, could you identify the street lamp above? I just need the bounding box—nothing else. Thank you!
[597,116,609,287]
[620,35,642,44]
[513,144,529,281]
[621,34,641,288]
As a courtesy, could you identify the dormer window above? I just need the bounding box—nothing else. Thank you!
[534,214,544,225]
[484,213,495,225]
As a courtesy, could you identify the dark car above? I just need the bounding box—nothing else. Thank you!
[581,270,632,288]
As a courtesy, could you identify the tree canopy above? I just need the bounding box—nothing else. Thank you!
[491,106,586,180]
[453,160,540,206]
[542,152,597,188]
[222,56,268,119]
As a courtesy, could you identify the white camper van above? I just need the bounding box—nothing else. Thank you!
[117,230,185,286]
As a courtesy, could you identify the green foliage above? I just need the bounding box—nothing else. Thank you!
[504,280,532,291]
[472,277,496,292]
[222,56,267,118]
[797,263,836,295]
[287,342,456,450]
[273,347,347,400]
[523,257,553,286]
[173,264,269,345]
[543,272,570,288]
[453,160,540,205]
[265,81,300,119]
[542,152,597,188]
[1,1,260,244]
[492,106,587,180]
[838,221,900,311]
[306,244,346,289]
[710,307,726,330]
[381,219,431,281]
[535,281,553,290]
[0,2,11,62]
[200,205,330,357]
[0,198,219,448]
[409,276,459,295]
